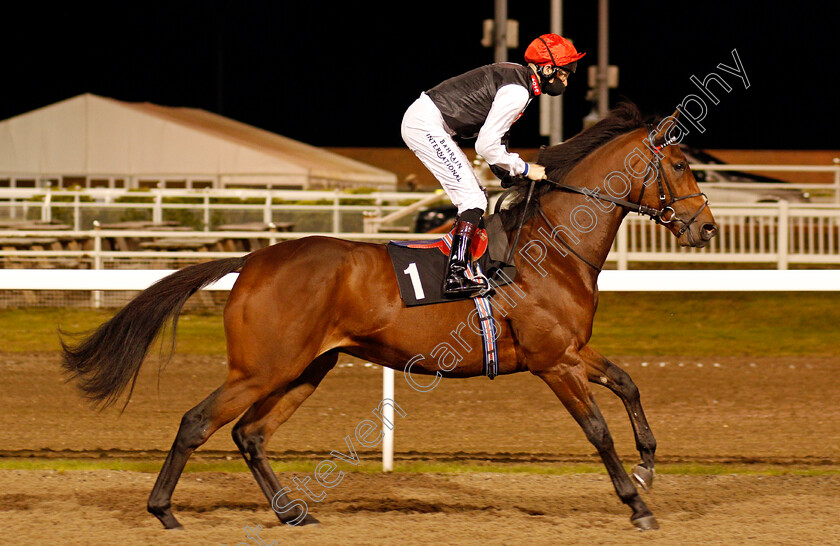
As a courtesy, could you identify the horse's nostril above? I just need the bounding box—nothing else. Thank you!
[701,223,718,240]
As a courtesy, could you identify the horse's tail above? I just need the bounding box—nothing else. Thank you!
[60,256,247,409]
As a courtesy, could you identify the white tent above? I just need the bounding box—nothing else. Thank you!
[0,94,397,190]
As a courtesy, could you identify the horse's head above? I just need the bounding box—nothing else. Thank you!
[502,102,719,262]
[637,112,719,247]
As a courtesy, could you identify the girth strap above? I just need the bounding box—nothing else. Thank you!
[467,262,499,379]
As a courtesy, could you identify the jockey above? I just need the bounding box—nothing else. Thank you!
[401,33,585,297]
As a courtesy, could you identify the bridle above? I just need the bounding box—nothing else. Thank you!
[638,129,710,238]
[501,127,711,272]
[544,128,710,232]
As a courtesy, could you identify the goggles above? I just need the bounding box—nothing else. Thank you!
[541,65,571,81]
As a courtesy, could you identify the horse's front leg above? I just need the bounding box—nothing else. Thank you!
[532,355,658,530]
[580,345,656,491]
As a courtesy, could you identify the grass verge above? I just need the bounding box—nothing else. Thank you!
[590,291,840,357]
[1,458,838,477]
[6,291,839,357]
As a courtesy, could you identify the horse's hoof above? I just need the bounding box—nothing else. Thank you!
[297,513,321,526]
[301,514,320,526]
[161,518,184,530]
[631,515,659,531]
[631,464,655,492]
[151,509,182,530]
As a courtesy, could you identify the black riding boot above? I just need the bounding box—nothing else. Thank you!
[443,219,490,297]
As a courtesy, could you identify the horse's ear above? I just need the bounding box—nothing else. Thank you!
[651,109,682,146]
[650,120,668,146]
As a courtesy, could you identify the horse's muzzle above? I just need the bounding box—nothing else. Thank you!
[700,223,719,242]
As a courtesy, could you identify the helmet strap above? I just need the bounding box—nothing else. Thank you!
[536,36,558,66]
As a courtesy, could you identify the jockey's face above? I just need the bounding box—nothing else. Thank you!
[541,65,570,84]
[538,65,570,96]
[553,69,570,85]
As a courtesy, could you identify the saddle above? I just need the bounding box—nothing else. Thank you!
[386,214,515,307]
[386,214,513,379]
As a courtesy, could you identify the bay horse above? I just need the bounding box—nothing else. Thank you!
[61,102,718,531]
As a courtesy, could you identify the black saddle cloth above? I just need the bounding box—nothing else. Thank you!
[386,214,515,306]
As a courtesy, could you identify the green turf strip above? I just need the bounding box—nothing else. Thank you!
[9,291,839,357]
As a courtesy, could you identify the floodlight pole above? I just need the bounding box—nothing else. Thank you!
[494,0,508,62]
[550,0,563,144]
[597,0,610,118]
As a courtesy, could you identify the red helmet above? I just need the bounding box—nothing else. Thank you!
[524,34,586,71]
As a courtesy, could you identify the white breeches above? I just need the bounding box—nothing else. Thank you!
[401,93,488,214]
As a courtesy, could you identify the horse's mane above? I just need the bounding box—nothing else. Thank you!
[499,101,656,231]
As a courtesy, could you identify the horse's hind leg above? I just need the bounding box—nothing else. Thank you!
[147,376,266,529]
[535,361,658,531]
[231,352,337,526]
[581,345,656,491]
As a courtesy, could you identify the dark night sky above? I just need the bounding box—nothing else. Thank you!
[2,1,838,151]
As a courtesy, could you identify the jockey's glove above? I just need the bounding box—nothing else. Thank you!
[524,163,546,181]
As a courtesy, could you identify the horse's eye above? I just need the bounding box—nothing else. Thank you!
[673,162,687,172]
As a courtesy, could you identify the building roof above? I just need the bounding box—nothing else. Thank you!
[0,94,397,189]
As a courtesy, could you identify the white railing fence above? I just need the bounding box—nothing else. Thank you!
[612,202,840,269]
[1,203,836,272]
[2,158,840,232]
[0,188,444,233]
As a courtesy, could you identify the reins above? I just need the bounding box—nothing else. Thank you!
[499,128,710,272]
[536,206,602,271]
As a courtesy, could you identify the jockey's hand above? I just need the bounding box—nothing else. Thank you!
[524,163,546,181]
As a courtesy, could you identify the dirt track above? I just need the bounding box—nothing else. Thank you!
[1,352,839,543]
[3,470,840,545]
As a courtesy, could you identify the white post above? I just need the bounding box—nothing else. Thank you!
[617,220,629,270]
[364,210,395,472]
[73,194,81,231]
[42,183,52,222]
[363,210,379,236]
[777,200,789,270]
[10,178,17,219]
[92,223,102,308]
[203,191,210,231]
[382,367,395,472]
[263,191,272,225]
[333,189,341,233]
[153,190,163,223]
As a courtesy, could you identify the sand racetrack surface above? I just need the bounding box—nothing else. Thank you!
[1,352,839,544]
